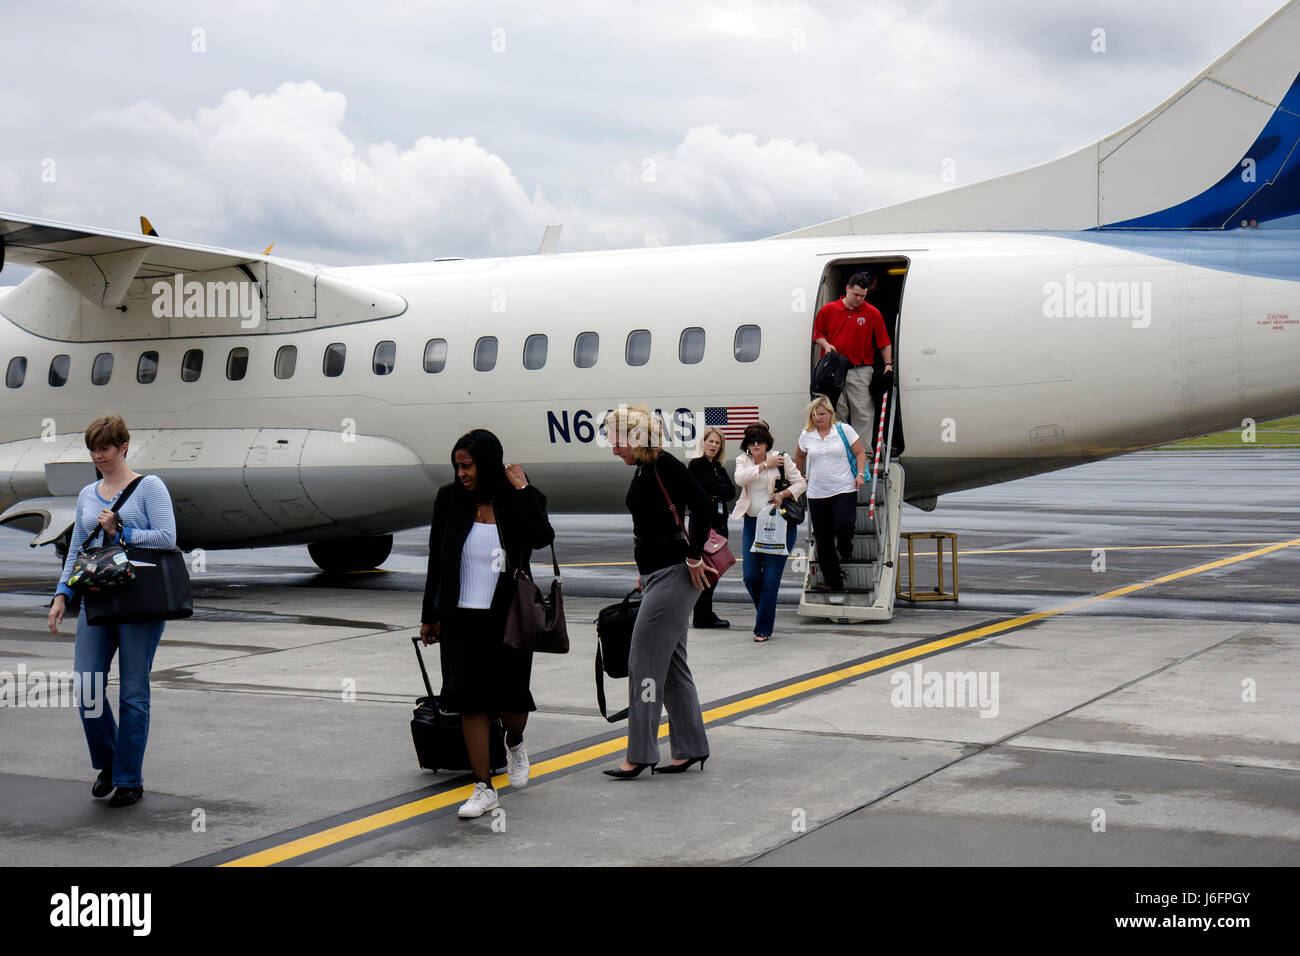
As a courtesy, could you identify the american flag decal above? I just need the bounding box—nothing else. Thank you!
[705,405,760,440]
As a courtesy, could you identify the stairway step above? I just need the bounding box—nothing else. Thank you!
[807,535,878,563]
[854,506,883,535]
[806,562,876,595]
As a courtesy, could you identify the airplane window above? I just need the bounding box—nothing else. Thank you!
[625,330,651,367]
[5,357,26,388]
[574,332,599,369]
[275,345,297,380]
[678,328,705,365]
[91,352,114,386]
[323,343,346,377]
[424,338,448,373]
[474,336,498,372]
[734,325,761,363]
[523,334,547,370]
[373,340,396,375]
[227,347,249,381]
[181,349,204,383]
[49,354,70,387]
[137,351,159,384]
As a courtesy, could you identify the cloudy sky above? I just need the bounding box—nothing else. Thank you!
[0,0,1285,280]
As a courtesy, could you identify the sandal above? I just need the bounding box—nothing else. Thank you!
[753,634,769,642]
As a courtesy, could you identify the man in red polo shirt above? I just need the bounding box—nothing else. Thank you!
[812,270,894,431]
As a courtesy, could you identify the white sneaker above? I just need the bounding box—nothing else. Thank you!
[506,739,530,789]
[457,781,499,819]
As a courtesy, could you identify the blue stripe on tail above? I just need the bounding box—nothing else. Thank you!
[1102,71,1300,230]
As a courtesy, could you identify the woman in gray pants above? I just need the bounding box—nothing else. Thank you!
[603,404,711,777]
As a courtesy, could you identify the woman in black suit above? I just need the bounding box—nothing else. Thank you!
[688,426,736,628]
[420,429,554,819]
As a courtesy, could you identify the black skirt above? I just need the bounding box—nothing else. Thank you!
[437,606,536,715]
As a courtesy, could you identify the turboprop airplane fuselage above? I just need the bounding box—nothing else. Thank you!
[2,228,1298,552]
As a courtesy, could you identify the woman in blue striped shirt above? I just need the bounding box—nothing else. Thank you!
[47,415,178,808]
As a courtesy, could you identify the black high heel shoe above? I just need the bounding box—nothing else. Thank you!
[656,756,707,774]
[602,762,656,778]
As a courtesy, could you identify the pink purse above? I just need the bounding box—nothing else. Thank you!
[699,528,737,581]
[654,466,736,581]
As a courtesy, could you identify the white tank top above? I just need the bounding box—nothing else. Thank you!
[458,522,501,609]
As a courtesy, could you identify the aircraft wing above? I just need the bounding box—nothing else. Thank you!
[0,212,405,332]
[0,211,290,306]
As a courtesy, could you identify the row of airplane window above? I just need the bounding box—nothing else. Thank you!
[3,326,764,388]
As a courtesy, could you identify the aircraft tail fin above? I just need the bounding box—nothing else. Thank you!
[773,1,1300,237]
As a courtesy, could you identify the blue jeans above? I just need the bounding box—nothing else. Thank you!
[742,515,799,637]
[73,608,165,788]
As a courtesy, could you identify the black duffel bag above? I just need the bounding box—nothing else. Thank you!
[811,351,851,407]
[594,588,640,722]
[84,546,192,626]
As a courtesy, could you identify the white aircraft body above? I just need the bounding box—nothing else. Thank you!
[2,3,1299,572]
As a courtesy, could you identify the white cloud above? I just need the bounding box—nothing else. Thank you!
[608,125,921,242]
[14,82,564,264]
[4,81,896,268]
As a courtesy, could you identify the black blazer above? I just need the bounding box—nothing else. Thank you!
[420,481,554,624]
[688,456,737,537]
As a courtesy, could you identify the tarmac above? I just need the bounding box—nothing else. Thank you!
[0,450,1297,867]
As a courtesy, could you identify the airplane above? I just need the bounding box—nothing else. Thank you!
[2,2,1298,591]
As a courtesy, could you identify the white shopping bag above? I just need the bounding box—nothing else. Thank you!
[751,508,789,556]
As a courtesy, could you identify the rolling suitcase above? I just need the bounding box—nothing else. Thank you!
[409,636,506,773]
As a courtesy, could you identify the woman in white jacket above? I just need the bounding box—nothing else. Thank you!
[731,421,807,642]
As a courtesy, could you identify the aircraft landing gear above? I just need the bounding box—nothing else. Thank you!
[308,534,394,573]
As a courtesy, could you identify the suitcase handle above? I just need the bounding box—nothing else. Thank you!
[410,635,435,699]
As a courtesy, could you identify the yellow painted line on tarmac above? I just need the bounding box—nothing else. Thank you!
[955,541,1284,556]
[216,535,1299,866]
[221,736,630,867]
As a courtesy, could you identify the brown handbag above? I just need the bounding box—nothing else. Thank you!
[653,465,736,582]
[503,545,570,654]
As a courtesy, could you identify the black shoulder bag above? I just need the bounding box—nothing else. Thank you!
[503,544,570,654]
[593,588,640,722]
[774,456,807,524]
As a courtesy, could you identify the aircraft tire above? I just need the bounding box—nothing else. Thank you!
[308,534,394,573]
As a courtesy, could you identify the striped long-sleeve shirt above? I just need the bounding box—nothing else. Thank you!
[57,474,179,599]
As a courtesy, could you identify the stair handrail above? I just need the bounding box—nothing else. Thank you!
[866,385,894,519]
[881,383,898,477]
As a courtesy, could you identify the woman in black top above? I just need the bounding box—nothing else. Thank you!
[420,429,554,819]
[602,404,712,777]
[688,426,736,628]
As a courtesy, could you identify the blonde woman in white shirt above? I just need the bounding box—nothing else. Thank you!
[730,421,806,642]
[795,396,868,592]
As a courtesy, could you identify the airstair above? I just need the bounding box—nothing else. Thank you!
[798,387,903,623]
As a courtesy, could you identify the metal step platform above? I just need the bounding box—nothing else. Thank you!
[798,460,904,623]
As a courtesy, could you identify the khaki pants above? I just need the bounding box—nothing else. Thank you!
[835,364,875,432]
